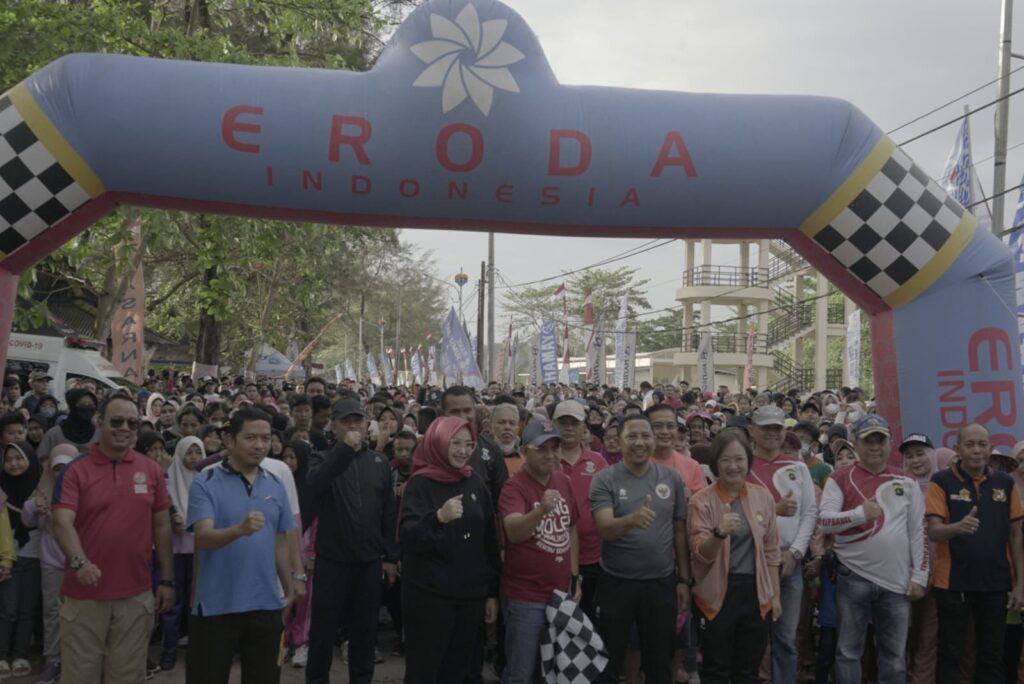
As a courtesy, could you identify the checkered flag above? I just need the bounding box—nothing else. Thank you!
[0,94,91,258]
[811,144,966,300]
[539,590,607,684]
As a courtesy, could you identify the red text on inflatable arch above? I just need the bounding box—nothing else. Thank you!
[937,327,1019,450]
[221,107,697,208]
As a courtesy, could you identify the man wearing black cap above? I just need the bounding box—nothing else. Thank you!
[304,398,399,684]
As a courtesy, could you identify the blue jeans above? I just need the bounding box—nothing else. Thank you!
[835,569,910,684]
[769,567,802,683]
[501,598,547,684]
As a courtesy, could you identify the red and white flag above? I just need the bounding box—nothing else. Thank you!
[583,288,593,327]
[553,283,566,298]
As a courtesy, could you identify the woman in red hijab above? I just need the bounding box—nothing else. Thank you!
[398,416,500,683]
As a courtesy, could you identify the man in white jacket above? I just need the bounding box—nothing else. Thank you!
[818,414,928,684]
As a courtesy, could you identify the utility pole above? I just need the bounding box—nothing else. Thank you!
[993,0,1014,234]
[394,291,402,358]
[487,233,496,382]
[477,261,486,375]
[358,293,365,379]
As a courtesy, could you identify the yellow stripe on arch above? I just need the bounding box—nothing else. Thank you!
[883,212,977,309]
[800,135,896,238]
[7,83,104,198]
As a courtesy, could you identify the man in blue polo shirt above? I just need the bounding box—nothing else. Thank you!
[186,406,296,684]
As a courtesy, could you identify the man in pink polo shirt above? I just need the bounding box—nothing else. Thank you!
[52,393,174,683]
[552,400,608,622]
[646,404,707,496]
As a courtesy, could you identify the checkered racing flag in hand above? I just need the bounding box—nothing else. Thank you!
[539,590,607,684]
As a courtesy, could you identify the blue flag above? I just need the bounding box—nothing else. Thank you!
[538,318,559,384]
[442,307,485,389]
[941,119,992,233]
[1009,178,1024,391]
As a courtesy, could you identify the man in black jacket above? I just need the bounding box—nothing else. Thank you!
[305,398,399,684]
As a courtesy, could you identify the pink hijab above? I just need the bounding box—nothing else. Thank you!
[935,447,956,470]
[411,416,476,484]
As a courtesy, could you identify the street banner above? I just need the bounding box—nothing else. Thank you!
[697,332,715,392]
[380,351,394,385]
[111,217,145,384]
[847,310,861,388]
[442,307,485,389]
[366,352,381,386]
[613,296,635,389]
[539,318,559,384]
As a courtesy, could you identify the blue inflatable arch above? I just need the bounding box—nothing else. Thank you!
[0,0,1020,449]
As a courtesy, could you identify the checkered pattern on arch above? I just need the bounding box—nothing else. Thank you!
[0,94,91,256]
[811,146,965,299]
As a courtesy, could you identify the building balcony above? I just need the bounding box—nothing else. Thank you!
[676,265,774,303]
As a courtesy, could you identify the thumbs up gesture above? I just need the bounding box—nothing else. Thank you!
[437,494,465,524]
[719,510,742,536]
[776,491,798,517]
[632,495,657,529]
[862,500,882,523]
[957,506,980,535]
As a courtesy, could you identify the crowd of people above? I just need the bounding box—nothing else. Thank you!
[0,368,1022,684]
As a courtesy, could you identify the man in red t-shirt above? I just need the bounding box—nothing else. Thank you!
[499,417,580,683]
[553,399,608,622]
[52,394,174,682]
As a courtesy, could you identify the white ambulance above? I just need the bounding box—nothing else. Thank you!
[6,333,135,405]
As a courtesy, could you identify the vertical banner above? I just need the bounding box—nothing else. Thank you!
[613,296,633,389]
[1009,181,1024,393]
[366,352,382,386]
[334,363,342,384]
[507,333,519,386]
[111,218,145,384]
[941,118,992,233]
[530,337,540,386]
[743,329,755,391]
[697,332,715,391]
[495,339,509,386]
[344,357,356,381]
[428,344,438,385]
[846,309,861,388]
[539,318,559,384]
[380,351,394,385]
[410,348,422,383]
[586,317,605,384]
[442,307,486,389]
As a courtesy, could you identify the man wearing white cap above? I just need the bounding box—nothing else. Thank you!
[746,405,817,684]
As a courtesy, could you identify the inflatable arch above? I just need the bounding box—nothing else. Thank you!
[0,0,1020,449]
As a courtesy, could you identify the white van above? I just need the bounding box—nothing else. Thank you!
[6,333,136,405]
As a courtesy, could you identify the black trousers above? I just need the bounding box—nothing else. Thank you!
[402,583,484,684]
[186,609,282,684]
[934,588,1008,684]
[694,574,768,684]
[595,572,677,684]
[579,563,601,626]
[382,577,404,643]
[306,558,382,684]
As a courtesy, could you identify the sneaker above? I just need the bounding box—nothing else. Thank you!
[339,641,348,664]
[374,648,384,664]
[292,644,308,668]
[11,660,29,677]
[0,661,10,678]
[36,661,60,684]
[160,648,177,671]
[177,635,189,647]
[145,658,160,680]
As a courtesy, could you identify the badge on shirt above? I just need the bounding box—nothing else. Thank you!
[585,461,595,474]
[618,488,628,500]
[481,448,491,462]
[134,484,148,494]
[133,472,146,484]
[893,484,904,496]
[953,488,973,502]
[655,483,671,500]
[993,488,1007,502]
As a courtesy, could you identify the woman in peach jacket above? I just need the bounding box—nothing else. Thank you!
[688,430,781,684]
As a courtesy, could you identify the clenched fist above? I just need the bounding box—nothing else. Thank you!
[237,511,265,536]
[437,494,464,524]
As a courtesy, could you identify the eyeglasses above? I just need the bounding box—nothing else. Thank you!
[108,417,140,430]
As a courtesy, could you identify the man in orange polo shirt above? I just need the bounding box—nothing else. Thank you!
[52,393,175,683]
[645,404,706,496]
[926,423,1024,683]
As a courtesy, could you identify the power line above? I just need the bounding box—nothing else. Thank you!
[495,239,674,289]
[897,84,1024,146]
[886,65,1024,136]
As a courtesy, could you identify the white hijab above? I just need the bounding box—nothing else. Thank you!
[168,436,204,515]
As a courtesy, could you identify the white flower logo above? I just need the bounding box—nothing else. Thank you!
[411,3,525,116]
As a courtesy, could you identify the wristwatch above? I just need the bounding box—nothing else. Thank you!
[790,548,804,562]
[159,580,175,588]
[292,572,309,582]
[712,526,728,539]
[677,575,695,587]
[70,556,87,571]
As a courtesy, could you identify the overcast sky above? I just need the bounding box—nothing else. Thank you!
[400,0,1023,326]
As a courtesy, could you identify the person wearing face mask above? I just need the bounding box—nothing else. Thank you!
[792,423,833,489]
[36,389,98,463]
